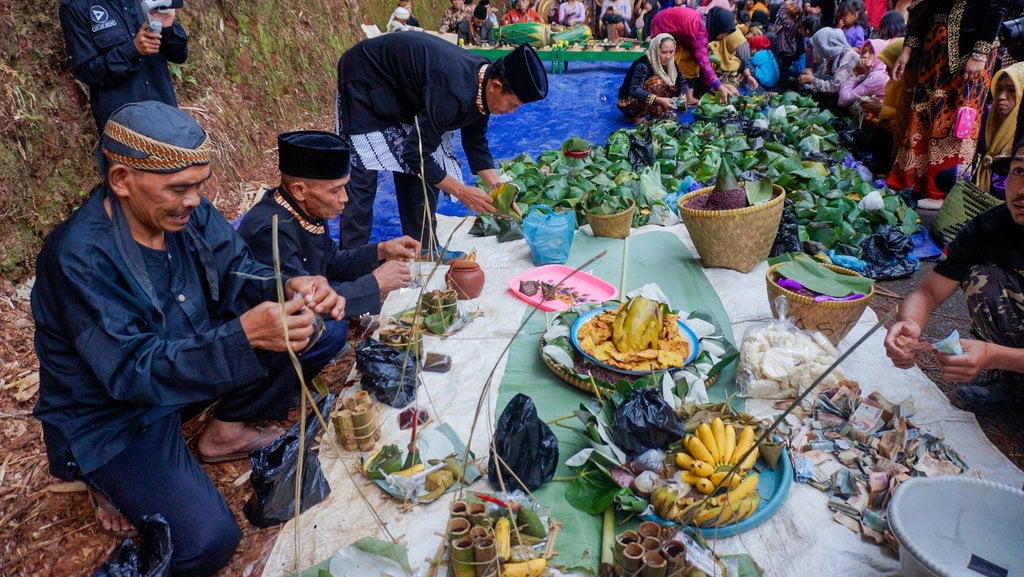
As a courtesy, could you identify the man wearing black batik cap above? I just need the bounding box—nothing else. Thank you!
[31,101,344,576]
[238,131,421,368]
[336,33,548,261]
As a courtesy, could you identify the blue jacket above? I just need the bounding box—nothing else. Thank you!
[237,188,385,317]
[32,187,277,479]
[59,0,188,130]
[749,49,779,89]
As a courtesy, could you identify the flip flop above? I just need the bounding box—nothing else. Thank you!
[87,486,138,539]
[198,424,284,464]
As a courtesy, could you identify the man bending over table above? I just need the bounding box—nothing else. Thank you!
[31,101,344,576]
[237,130,421,367]
[884,137,1024,413]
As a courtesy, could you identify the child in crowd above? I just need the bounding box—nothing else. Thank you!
[748,34,780,88]
[501,0,542,25]
[837,0,867,50]
[838,38,889,109]
[872,10,904,40]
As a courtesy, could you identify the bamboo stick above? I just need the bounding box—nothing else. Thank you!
[620,235,629,297]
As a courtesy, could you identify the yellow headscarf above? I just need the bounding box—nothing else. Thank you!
[646,33,679,87]
[976,62,1024,193]
[708,28,746,73]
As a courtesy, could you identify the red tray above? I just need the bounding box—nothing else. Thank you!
[507,264,618,312]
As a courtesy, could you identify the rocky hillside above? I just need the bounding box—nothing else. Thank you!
[0,0,445,283]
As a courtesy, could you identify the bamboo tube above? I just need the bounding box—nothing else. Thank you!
[467,502,487,526]
[351,406,376,451]
[332,409,358,451]
[621,543,645,577]
[342,396,356,411]
[447,517,471,544]
[450,537,476,577]
[352,391,381,441]
[641,536,661,552]
[614,529,640,557]
[450,500,469,519]
[641,550,667,577]
[637,521,661,540]
[662,540,688,577]
[472,537,497,577]
[469,526,490,541]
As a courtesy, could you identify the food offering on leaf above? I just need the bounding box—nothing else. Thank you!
[490,182,524,219]
[652,417,763,528]
[577,296,690,371]
[445,494,553,577]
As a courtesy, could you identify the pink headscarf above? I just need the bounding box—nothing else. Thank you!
[863,38,889,75]
[699,0,730,15]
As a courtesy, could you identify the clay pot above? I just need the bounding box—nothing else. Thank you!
[445,259,485,300]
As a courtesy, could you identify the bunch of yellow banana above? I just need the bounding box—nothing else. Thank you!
[611,296,663,353]
[649,474,761,527]
[674,418,760,496]
[648,484,696,522]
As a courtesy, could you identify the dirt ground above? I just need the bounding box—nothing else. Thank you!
[0,212,1021,577]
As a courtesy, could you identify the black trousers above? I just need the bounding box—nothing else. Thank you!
[81,348,329,576]
[341,166,440,249]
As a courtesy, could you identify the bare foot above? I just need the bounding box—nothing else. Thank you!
[88,487,136,536]
[197,419,284,464]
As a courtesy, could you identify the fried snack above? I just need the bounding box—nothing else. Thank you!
[578,310,690,371]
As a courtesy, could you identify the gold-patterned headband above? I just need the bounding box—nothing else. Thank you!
[102,119,213,172]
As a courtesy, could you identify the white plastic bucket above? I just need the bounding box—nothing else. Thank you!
[888,476,1024,577]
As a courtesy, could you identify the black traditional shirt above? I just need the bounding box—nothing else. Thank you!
[935,205,1024,282]
[336,33,494,185]
[237,188,384,318]
[59,0,188,130]
[32,188,276,479]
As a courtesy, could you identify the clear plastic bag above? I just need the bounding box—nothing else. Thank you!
[736,298,846,399]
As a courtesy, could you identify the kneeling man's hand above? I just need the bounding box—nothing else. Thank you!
[935,339,989,383]
[373,260,414,292]
[287,276,346,319]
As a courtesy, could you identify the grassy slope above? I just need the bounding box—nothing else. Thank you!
[0,0,445,282]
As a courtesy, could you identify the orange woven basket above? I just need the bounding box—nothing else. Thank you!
[765,262,874,345]
[676,184,786,273]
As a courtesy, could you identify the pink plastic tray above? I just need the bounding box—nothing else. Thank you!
[507,264,618,312]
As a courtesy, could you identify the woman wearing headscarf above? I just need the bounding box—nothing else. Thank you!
[797,27,858,98]
[617,33,690,123]
[973,62,1024,198]
[886,0,1008,209]
[651,6,740,102]
[838,38,889,108]
[706,7,759,89]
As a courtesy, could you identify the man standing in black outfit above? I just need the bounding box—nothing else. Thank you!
[335,34,548,259]
[60,0,188,131]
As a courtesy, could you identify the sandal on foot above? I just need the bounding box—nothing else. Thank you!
[198,424,284,464]
[88,486,137,538]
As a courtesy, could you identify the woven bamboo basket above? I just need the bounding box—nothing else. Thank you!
[677,184,786,273]
[586,198,635,239]
[765,262,874,346]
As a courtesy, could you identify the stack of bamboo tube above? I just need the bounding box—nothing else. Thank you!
[331,390,381,451]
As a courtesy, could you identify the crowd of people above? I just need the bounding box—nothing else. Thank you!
[44,0,1024,574]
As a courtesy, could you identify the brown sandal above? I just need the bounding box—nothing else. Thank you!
[87,486,138,538]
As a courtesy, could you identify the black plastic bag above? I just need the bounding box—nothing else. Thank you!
[91,514,172,577]
[770,198,803,257]
[627,133,656,170]
[611,388,686,459]
[244,394,335,528]
[469,215,501,237]
[859,226,919,280]
[356,339,418,408]
[488,394,558,492]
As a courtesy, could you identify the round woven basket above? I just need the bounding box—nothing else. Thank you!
[765,262,874,346]
[538,340,718,396]
[586,198,635,239]
[677,184,786,273]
